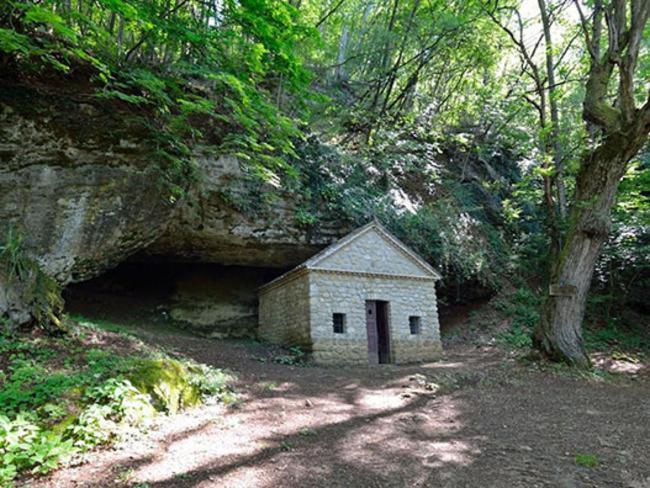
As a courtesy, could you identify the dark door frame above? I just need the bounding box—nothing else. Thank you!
[365,300,391,364]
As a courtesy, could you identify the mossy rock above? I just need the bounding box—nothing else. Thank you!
[127,358,202,414]
[50,413,79,435]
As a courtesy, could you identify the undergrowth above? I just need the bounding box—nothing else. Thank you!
[495,287,540,349]
[0,322,234,485]
[575,453,599,468]
[0,226,65,334]
[584,321,650,352]
[495,286,649,355]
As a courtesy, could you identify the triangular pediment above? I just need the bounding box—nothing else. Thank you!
[305,222,440,279]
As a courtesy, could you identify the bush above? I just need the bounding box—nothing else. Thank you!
[273,346,308,366]
[0,413,75,481]
[0,227,65,333]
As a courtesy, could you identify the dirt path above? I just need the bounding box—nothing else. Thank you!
[26,331,650,488]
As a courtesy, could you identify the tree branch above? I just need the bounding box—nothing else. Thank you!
[572,0,598,60]
[315,0,347,29]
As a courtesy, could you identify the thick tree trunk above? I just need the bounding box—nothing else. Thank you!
[535,129,648,367]
[532,0,649,367]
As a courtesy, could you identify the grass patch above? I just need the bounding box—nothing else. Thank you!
[272,346,309,366]
[575,453,599,467]
[70,315,137,336]
[0,321,234,485]
[298,427,316,437]
[261,381,278,391]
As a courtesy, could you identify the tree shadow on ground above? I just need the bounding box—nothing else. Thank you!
[52,332,650,488]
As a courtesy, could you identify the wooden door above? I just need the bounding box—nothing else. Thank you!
[365,300,379,364]
[376,301,391,364]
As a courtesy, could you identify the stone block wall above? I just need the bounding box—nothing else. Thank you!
[311,339,370,364]
[315,229,430,278]
[309,271,441,364]
[258,272,311,347]
[391,338,443,363]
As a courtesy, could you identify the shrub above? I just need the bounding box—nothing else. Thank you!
[584,322,649,352]
[0,413,76,484]
[0,227,65,333]
[495,287,541,349]
[273,346,307,366]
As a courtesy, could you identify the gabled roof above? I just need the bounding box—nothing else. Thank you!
[259,221,441,292]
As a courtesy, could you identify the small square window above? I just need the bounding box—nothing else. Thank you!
[409,316,421,335]
[333,313,346,334]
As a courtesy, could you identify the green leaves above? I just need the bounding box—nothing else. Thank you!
[1,0,314,184]
[22,4,77,43]
[0,227,28,282]
[0,28,32,55]
[0,413,76,484]
[0,324,234,483]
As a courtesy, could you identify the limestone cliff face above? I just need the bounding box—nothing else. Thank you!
[0,74,343,326]
[145,152,342,267]
[0,84,175,284]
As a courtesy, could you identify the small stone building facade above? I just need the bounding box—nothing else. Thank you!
[258,222,442,364]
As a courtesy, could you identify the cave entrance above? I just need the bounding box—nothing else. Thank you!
[64,261,285,338]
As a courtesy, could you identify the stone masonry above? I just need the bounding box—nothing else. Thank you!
[258,271,311,348]
[309,272,441,363]
[258,222,442,364]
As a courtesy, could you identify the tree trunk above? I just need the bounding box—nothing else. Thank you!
[537,0,567,220]
[335,24,349,81]
[533,0,649,366]
[535,129,648,367]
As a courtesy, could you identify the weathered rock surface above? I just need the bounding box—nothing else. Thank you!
[0,73,344,327]
[144,152,343,267]
[168,264,280,338]
[0,270,32,326]
[0,82,175,284]
[64,263,282,338]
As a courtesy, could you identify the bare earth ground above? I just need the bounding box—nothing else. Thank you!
[23,328,650,488]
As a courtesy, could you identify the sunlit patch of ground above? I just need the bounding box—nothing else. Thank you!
[592,351,647,376]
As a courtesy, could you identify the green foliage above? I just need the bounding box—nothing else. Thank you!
[584,322,650,352]
[0,227,28,282]
[0,228,65,334]
[574,453,599,468]
[298,427,316,437]
[287,134,515,288]
[0,325,233,484]
[1,0,315,187]
[495,287,541,349]
[186,363,233,399]
[0,28,32,55]
[302,0,502,135]
[273,346,307,366]
[594,157,650,319]
[0,413,76,483]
